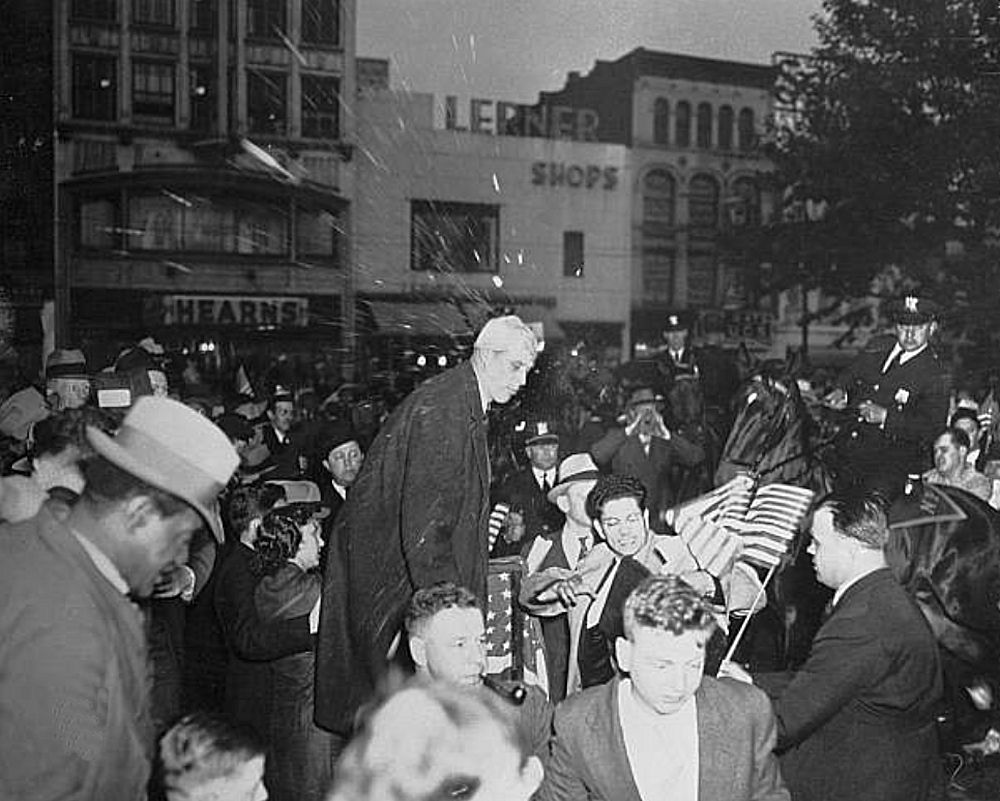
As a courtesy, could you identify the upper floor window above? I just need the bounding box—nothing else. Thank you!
[717,105,734,151]
[696,102,712,149]
[642,169,676,226]
[301,75,340,139]
[247,69,287,134]
[72,55,117,121]
[674,101,691,148]
[189,63,214,131]
[653,98,669,145]
[730,177,761,227]
[247,0,285,38]
[71,0,117,22]
[738,108,756,152]
[302,0,339,45]
[411,200,499,273]
[133,0,175,27]
[133,61,175,123]
[189,0,214,31]
[688,174,720,230]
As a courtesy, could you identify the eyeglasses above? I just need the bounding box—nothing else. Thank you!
[600,512,643,531]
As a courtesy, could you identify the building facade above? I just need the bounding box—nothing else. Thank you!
[40,0,356,374]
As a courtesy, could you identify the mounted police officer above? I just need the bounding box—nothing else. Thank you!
[824,295,952,501]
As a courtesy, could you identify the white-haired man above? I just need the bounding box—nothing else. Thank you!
[316,315,539,736]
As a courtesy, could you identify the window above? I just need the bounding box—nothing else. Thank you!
[301,0,339,45]
[653,98,669,145]
[189,0,214,31]
[642,169,676,226]
[72,55,117,121]
[247,0,285,38]
[642,250,674,303]
[738,108,756,151]
[696,102,712,149]
[77,197,118,249]
[730,177,761,227]
[133,0,175,26]
[301,75,340,139]
[674,101,691,148]
[717,105,734,151]
[688,174,720,231]
[563,231,584,278]
[247,70,287,134]
[189,64,214,131]
[411,200,499,273]
[297,208,340,258]
[687,251,718,307]
[71,0,117,21]
[132,61,175,123]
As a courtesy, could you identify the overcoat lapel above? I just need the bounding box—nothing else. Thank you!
[464,365,490,494]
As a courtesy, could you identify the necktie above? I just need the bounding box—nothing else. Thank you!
[541,473,551,494]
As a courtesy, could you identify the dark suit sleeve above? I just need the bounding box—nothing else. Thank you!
[664,430,704,466]
[590,427,627,466]
[760,608,883,750]
[214,557,313,662]
[538,704,591,801]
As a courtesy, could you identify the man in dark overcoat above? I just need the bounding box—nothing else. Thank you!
[825,296,951,500]
[752,489,945,801]
[314,316,538,735]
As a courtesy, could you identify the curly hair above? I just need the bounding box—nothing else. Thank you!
[328,680,532,801]
[249,507,311,577]
[623,575,716,640]
[405,582,481,638]
[585,473,647,521]
[32,407,116,460]
[158,711,263,797]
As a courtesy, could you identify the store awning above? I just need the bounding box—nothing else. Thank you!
[365,301,473,338]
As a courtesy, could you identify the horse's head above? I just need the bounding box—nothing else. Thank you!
[666,375,704,426]
[715,364,808,485]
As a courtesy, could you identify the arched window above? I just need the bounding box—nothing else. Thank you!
[738,108,755,151]
[696,102,712,149]
[674,101,691,148]
[643,168,676,225]
[717,105,734,151]
[688,174,720,229]
[730,177,760,227]
[653,98,669,145]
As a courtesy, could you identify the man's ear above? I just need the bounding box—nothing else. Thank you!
[615,636,632,674]
[409,634,428,670]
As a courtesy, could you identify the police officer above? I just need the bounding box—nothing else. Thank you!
[824,295,951,500]
[658,312,700,382]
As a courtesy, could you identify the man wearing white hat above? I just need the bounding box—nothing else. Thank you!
[0,396,238,800]
[316,315,538,736]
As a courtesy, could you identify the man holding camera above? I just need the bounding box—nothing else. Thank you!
[590,385,704,533]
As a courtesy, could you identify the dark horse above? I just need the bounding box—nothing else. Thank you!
[716,364,1000,744]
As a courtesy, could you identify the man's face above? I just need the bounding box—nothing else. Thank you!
[325,440,363,486]
[595,496,648,557]
[934,433,965,476]
[807,506,855,590]
[626,400,659,426]
[47,378,91,411]
[479,349,535,406]
[415,606,487,687]
[268,401,295,433]
[895,322,934,352]
[664,329,688,352]
[954,418,981,451]
[616,626,706,715]
[560,479,597,527]
[118,504,202,597]
[525,440,559,471]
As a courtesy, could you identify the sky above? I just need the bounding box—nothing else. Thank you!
[356,0,824,105]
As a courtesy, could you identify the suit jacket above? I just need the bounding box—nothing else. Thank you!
[590,428,704,530]
[836,337,951,454]
[315,363,490,733]
[540,676,789,801]
[756,569,945,801]
[0,505,152,800]
[260,424,304,479]
[491,466,564,557]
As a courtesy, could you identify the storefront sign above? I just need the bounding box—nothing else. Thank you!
[700,308,774,347]
[531,162,619,190]
[444,96,600,141]
[159,295,309,327]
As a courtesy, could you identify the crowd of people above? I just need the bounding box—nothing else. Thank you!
[0,299,995,801]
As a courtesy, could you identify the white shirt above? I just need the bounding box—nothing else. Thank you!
[618,678,699,801]
[72,531,130,596]
[561,526,593,570]
[832,565,883,608]
[881,342,928,374]
[532,467,556,491]
[330,479,348,501]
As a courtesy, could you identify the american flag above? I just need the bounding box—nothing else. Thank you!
[486,558,548,693]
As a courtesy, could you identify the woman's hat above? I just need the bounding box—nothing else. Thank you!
[86,396,239,540]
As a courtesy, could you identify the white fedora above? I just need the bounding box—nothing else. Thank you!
[547,452,601,503]
[86,396,238,539]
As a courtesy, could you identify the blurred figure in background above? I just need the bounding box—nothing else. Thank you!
[44,348,91,411]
